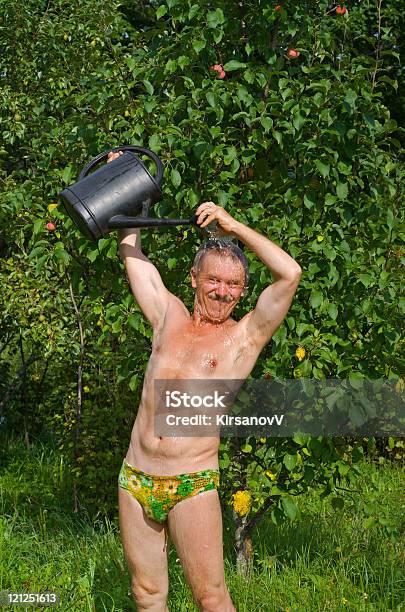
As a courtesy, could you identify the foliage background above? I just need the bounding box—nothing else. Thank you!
[0,0,403,525]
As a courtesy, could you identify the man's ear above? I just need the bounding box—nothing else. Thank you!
[190,266,197,288]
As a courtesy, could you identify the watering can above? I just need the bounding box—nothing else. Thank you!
[59,146,197,241]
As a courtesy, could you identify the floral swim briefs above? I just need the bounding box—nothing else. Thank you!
[118,458,220,524]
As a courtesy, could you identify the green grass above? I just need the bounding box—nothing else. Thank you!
[0,435,404,611]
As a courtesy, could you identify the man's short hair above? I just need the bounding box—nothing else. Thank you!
[193,238,249,288]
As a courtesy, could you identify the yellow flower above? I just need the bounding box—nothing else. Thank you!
[395,378,404,394]
[295,346,306,361]
[265,470,277,481]
[48,203,58,211]
[317,235,324,242]
[260,437,266,443]
[342,597,347,605]
[232,490,251,516]
[83,386,90,393]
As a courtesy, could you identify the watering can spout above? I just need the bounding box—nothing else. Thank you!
[108,215,199,229]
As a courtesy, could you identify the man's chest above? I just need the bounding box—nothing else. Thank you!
[150,321,248,378]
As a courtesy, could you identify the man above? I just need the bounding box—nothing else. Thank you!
[111,147,302,612]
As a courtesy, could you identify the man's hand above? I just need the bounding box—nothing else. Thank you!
[107,150,123,163]
[195,202,238,236]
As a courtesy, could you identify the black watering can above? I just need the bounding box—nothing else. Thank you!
[59,146,197,241]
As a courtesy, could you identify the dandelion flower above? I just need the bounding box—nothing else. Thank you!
[295,346,306,361]
[232,490,251,516]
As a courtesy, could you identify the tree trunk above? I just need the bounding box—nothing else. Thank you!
[233,511,253,577]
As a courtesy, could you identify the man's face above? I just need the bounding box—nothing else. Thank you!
[191,252,245,323]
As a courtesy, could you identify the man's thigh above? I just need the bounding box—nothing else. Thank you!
[167,489,226,596]
[118,487,169,593]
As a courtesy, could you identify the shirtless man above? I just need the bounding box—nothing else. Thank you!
[111,148,302,612]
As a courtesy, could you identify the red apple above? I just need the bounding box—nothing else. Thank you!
[287,48,300,59]
[210,64,226,79]
[46,222,56,231]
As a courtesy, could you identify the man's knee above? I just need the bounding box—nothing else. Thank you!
[131,576,168,609]
[195,583,234,612]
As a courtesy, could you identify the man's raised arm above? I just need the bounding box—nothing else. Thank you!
[118,228,172,331]
[196,201,302,345]
[231,221,301,344]
[106,151,172,331]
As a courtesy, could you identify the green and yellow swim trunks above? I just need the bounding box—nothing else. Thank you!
[118,458,220,524]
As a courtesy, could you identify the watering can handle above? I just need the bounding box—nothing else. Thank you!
[77,146,164,184]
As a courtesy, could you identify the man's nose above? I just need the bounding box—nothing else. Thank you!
[216,282,228,297]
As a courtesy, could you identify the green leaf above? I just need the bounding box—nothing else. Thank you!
[260,117,273,132]
[209,126,221,138]
[310,290,323,309]
[143,80,154,95]
[165,59,177,73]
[87,249,99,262]
[128,314,141,330]
[192,39,206,53]
[188,4,199,20]
[283,453,297,471]
[363,114,375,129]
[207,8,225,28]
[171,169,181,188]
[206,92,216,108]
[327,303,338,320]
[348,372,365,390]
[315,160,330,178]
[54,248,70,263]
[282,497,298,520]
[358,274,373,287]
[273,131,282,147]
[28,246,45,259]
[236,85,253,106]
[325,193,336,206]
[35,254,48,273]
[241,443,252,453]
[62,166,74,185]
[344,89,357,110]
[304,193,316,209]
[293,112,305,131]
[129,374,138,392]
[156,5,167,18]
[336,183,348,200]
[223,60,247,71]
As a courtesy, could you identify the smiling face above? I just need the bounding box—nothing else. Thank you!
[191,251,245,323]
